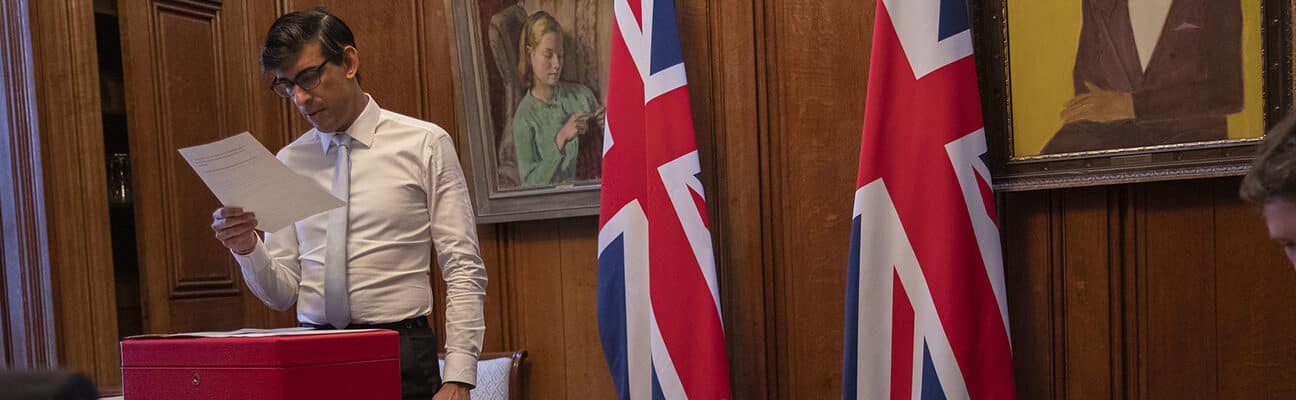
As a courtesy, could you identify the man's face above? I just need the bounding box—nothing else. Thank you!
[270,41,358,133]
[1263,197,1296,271]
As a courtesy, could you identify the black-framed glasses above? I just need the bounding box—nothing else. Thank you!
[270,59,333,98]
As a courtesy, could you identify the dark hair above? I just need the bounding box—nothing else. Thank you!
[1241,113,1296,204]
[261,7,360,83]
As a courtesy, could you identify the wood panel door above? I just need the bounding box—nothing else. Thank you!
[118,0,289,333]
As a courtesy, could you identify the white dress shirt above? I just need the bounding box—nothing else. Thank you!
[233,95,487,385]
[1129,0,1175,72]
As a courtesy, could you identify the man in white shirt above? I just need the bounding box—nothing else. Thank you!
[209,8,485,400]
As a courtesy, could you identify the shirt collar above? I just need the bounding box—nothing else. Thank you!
[528,84,563,106]
[317,94,379,153]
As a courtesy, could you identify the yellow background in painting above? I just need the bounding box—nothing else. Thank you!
[1006,0,1264,157]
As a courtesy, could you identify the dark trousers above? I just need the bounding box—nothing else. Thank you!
[303,317,442,399]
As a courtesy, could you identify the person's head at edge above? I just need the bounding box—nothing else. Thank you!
[518,11,564,99]
[1241,113,1296,269]
[261,7,366,134]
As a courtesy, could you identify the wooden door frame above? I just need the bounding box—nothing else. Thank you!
[29,0,122,387]
[3,0,290,386]
[0,0,59,371]
[0,0,121,388]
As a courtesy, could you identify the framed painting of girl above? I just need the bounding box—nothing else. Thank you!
[447,0,611,222]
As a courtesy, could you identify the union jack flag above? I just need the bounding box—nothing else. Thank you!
[597,0,731,399]
[842,0,1016,399]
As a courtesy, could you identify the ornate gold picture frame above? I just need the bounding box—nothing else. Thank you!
[973,0,1293,190]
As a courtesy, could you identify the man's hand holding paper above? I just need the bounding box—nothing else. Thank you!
[211,207,258,255]
[179,132,344,240]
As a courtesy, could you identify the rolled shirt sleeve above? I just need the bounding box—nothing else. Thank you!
[231,225,303,312]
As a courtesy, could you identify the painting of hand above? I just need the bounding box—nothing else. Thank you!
[1060,81,1135,123]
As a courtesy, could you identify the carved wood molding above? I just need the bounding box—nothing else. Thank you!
[693,0,769,398]
[149,1,241,298]
[29,0,120,385]
[0,0,57,370]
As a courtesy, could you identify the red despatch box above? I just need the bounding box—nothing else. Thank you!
[121,329,400,400]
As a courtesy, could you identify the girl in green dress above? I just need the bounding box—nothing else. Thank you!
[512,11,603,188]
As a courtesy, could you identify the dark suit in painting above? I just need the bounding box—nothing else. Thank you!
[1041,0,1243,154]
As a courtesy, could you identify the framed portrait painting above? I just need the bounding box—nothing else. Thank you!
[446,0,611,222]
[973,0,1294,190]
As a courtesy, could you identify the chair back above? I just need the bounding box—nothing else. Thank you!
[439,351,527,400]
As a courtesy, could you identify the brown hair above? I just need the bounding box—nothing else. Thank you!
[517,11,562,88]
[1241,113,1296,204]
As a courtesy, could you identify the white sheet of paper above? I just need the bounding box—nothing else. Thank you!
[178,132,344,232]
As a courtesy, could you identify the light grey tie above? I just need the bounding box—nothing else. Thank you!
[325,134,352,329]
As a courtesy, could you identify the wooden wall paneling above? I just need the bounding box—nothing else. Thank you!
[1058,187,1115,399]
[19,0,1296,397]
[28,0,120,384]
[1211,178,1296,397]
[242,0,294,177]
[1120,185,1141,400]
[281,0,426,136]
[556,217,611,398]
[269,0,296,147]
[674,0,773,397]
[676,0,714,199]
[1000,190,1058,399]
[1104,187,1127,400]
[763,0,872,397]
[478,223,508,353]
[507,219,568,398]
[119,0,256,333]
[0,0,58,370]
[699,0,769,397]
[241,0,299,330]
[1137,180,1220,398]
[1048,192,1069,399]
[497,223,527,384]
[421,0,457,134]
[758,1,789,393]
[1001,179,1296,400]
[752,0,781,396]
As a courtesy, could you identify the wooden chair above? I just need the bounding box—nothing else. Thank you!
[439,350,527,400]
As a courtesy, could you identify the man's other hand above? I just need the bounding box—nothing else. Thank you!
[432,382,471,400]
